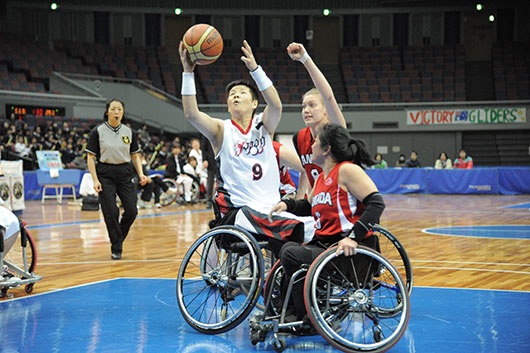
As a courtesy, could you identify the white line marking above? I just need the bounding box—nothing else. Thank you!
[411,260,530,267]
[413,266,530,275]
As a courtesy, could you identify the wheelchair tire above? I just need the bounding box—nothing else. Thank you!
[4,225,37,275]
[160,178,178,206]
[176,226,264,334]
[262,259,284,317]
[371,225,413,296]
[304,246,410,353]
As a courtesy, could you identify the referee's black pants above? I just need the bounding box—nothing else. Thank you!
[97,163,138,254]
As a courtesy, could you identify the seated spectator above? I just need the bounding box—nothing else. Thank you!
[405,151,421,168]
[176,156,199,204]
[454,149,473,169]
[395,154,406,167]
[434,152,452,169]
[373,153,388,169]
[164,144,185,179]
[14,136,30,157]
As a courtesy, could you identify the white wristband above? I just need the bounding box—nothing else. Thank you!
[181,72,196,96]
[249,65,273,91]
[298,51,310,64]
[289,51,310,64]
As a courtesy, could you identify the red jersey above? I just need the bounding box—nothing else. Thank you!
[312,162,365,240]
[293,127,322,187]
[273,141,296,196]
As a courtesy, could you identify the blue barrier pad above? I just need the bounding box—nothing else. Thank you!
[426,168,499,194]
[498,167,530,195]
[365,168,426,194]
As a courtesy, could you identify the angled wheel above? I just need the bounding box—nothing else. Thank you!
[160,178,178,206]
[4,225,37,276]
[262,259,284,316]
[371,225,413,296]
[304,246,410,353]
[177,226,264,334]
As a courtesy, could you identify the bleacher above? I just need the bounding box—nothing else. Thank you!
[492,41,530,101]
[341,44,466,103]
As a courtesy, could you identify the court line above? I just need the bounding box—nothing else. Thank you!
[385,207,530,214]
[421,228,530,240]
[26,208,212,230]
[411,259,530,267]
[413,266,530,275]
[499,201,530,209]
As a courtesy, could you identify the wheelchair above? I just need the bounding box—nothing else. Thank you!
[159,176,201,207]
[176,223,411,352]
[0,217,42,298]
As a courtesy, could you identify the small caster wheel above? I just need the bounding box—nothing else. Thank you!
[25,283,34,294]
[272,337,286,352]
[250,330,259,345]
[0,287,7,298]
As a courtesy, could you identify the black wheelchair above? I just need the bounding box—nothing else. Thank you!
[176,223,411,352]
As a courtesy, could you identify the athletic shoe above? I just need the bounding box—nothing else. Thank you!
[111,253,122,260]
[155,203,162,208]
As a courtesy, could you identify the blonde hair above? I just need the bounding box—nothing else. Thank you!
[302,88,323,104]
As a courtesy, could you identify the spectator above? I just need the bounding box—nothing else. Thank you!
[454,149,473,169]
[434,152,452,169]
[201,135,216,209]
[14,136,30,158]
[395,154,406,167]
[164,144,185,179]
[405,151,421,168]
[373,153,388,169]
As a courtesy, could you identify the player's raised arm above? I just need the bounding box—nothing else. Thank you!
[179,42,224,153]
[287,42,345,128]
[240,40,282,135]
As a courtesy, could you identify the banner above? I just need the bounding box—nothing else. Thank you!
[0,161,25,211]
[406,107,526,125]
[36,150,63,170]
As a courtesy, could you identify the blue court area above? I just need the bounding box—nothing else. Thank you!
[423,225,530,240]
[1,278,529,353]
[503,202,530,209]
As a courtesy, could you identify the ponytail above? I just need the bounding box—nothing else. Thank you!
[348,138,374,168]
[319,124,374,168]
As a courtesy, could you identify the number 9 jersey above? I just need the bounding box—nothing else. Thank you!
[215,113,281,214]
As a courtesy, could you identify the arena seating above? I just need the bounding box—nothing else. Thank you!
[341,44,466,103]
[492,41,530,101]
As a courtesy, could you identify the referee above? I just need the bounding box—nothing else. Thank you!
[86,99,147,260]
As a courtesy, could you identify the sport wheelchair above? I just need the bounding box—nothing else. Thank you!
[176,224,411,352]
[0,217,42,298]
[159,176,201,206]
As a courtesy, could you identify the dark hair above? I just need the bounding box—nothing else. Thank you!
[375,153,384,160]
[225,79,259,103]
[439,152,448,159]
[103,99,125,121]
[318,124,374,168]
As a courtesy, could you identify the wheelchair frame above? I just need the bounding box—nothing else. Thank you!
[176,224,411,353]
[0,218,42,298]
[159,177,201,206]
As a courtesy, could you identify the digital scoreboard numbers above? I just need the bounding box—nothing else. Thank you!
[6,104,65,118]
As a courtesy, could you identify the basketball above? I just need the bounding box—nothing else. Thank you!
[182,24,223,65]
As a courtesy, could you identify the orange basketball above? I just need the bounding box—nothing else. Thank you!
[183,24,223,65]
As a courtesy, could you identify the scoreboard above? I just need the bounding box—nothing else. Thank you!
[6,104,66,118]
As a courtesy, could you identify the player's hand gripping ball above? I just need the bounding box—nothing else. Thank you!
[182,24,223,65]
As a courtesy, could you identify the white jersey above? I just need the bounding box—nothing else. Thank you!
[216,113,280,213]
[0,206,19,241]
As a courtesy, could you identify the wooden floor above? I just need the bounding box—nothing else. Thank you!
[4,194,530,299]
